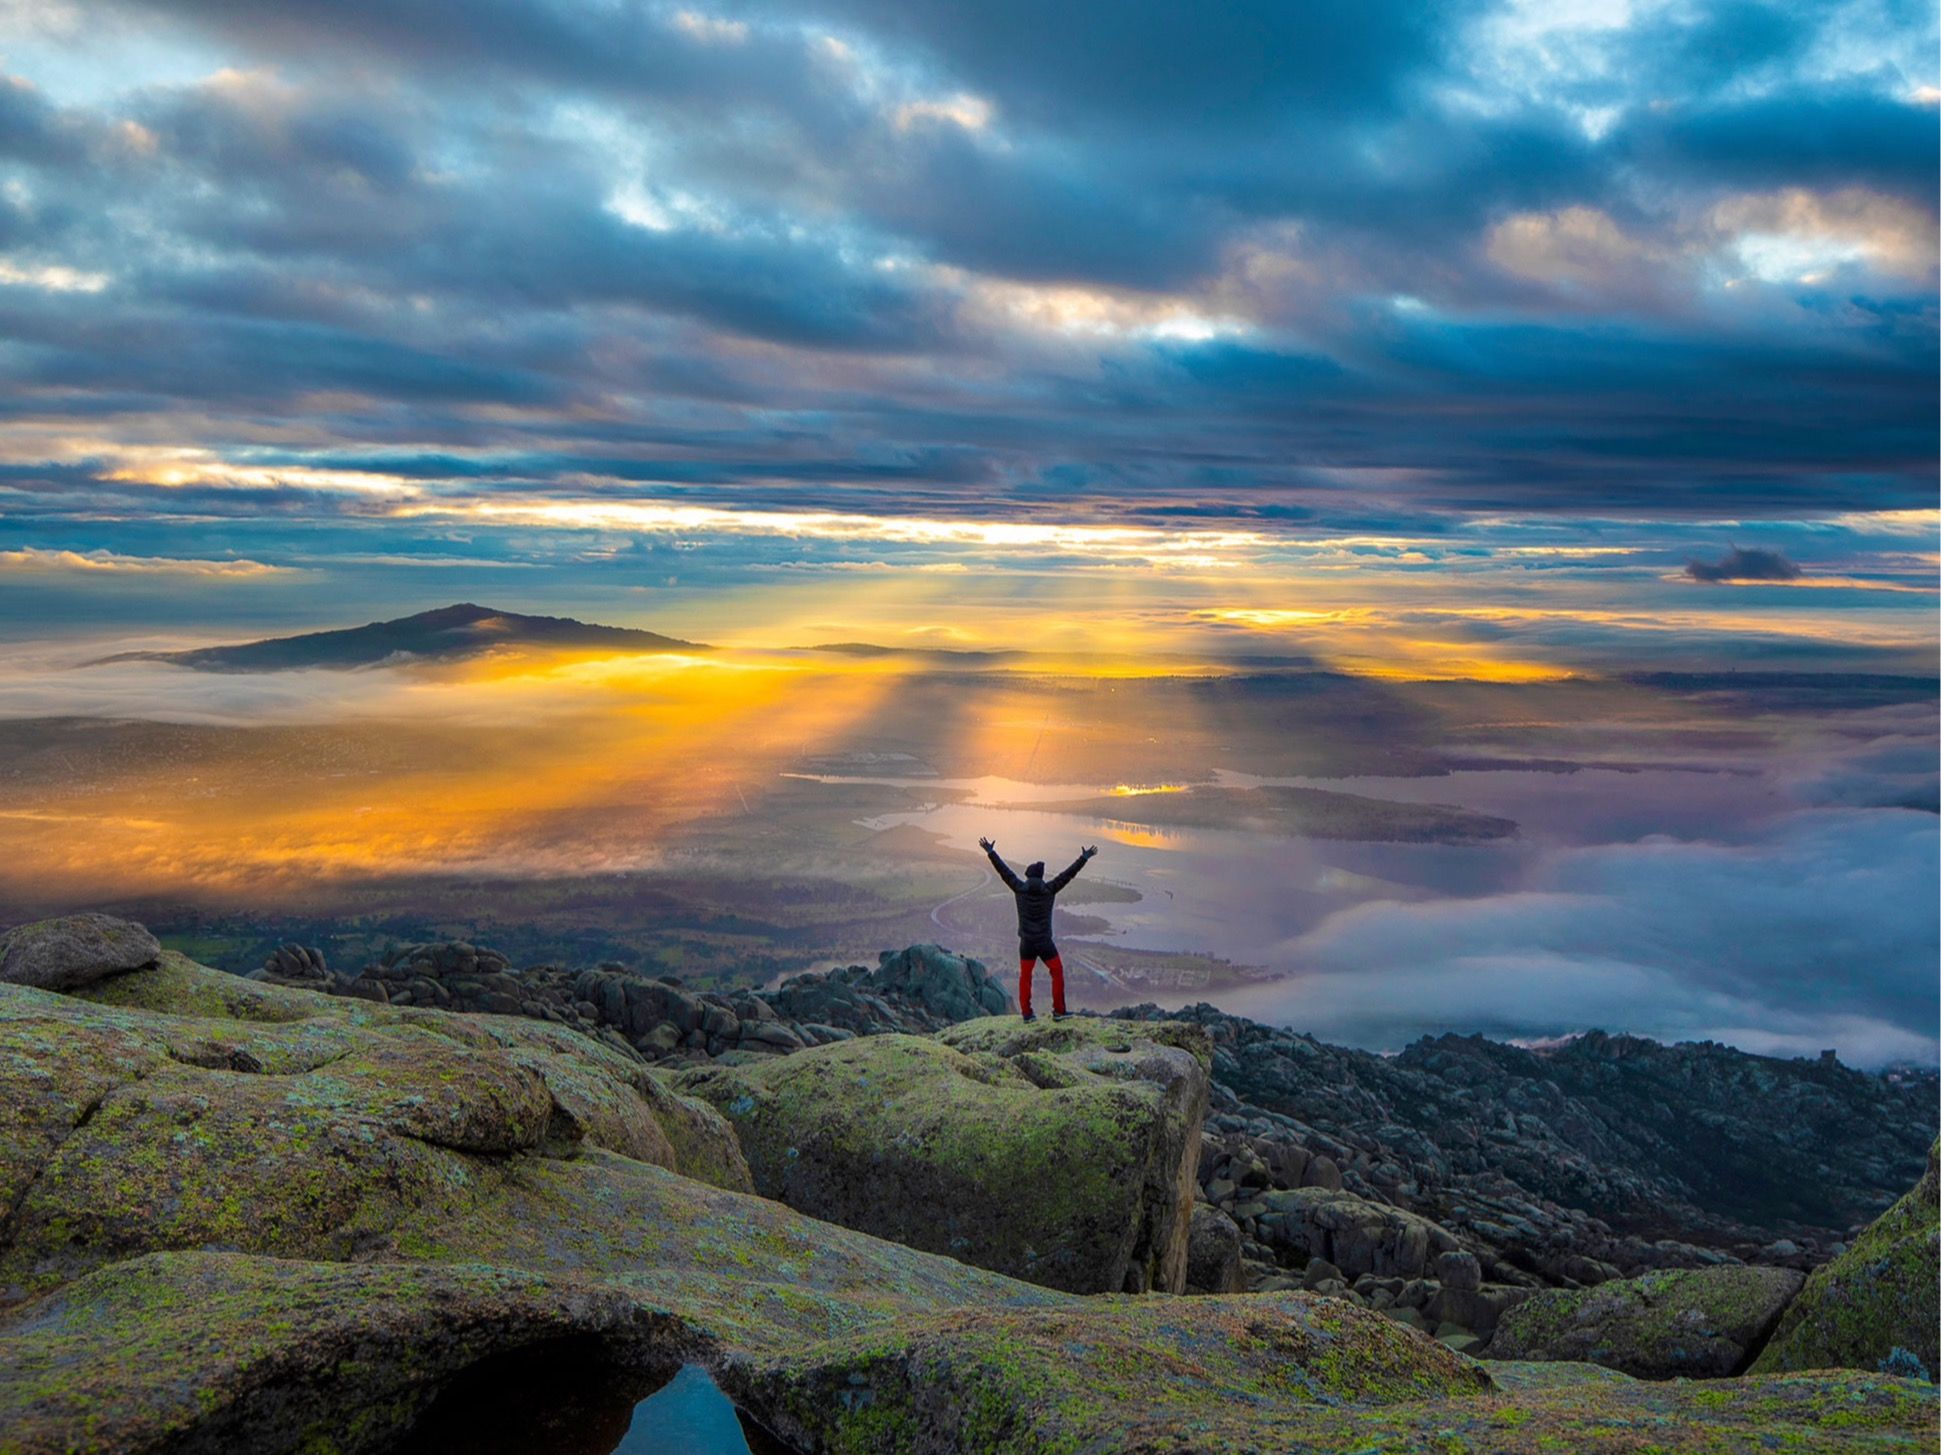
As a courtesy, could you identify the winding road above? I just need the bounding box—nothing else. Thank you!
[928,874,991,934]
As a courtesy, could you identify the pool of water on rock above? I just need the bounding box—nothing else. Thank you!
[386,1341,800,1455]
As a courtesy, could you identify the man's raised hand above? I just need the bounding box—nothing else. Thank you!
[979,837,995,852]
[1081,844,1098,859]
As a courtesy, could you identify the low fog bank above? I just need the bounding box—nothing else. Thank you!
[1230,806,1939,1069]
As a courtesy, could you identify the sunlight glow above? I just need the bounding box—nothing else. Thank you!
[671,10,749,44]
[0,548,292,577]
[101,451,419,496]
[1716,188,1935,283]
[0,257,109,292]
[397,497,1271,565]
[0,647,917,896]
[948,269,1251,343]
[893,93,993,131]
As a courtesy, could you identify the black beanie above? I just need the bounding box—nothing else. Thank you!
[1025,861,1045,878]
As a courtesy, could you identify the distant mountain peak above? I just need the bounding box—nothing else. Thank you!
[413,602,496,622]
[93,604,705,673]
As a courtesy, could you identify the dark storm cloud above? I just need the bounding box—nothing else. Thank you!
[0,0,1933,529]
[1686,546,1805,583]
[0,74,84,164]
[801,0,1469,125]
[1614,85,1941,196]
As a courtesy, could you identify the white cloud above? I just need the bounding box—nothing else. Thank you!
[893,92,993,132]
[1715,187,1936,284]
[670,10,749,45]
[945,268,1252,343]
[1233,808,1940,1066]
[0,257,109,292]
[392,495,1269,569]
[1486,206,1670,293]
[0,547,294,577]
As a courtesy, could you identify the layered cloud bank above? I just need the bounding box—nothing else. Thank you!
[0,1,1933,555]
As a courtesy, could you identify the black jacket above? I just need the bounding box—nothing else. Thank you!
[986,847,1090,950]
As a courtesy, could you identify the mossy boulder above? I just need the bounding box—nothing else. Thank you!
[1489,1264,1806,1377]
[0,913,159,991]
[675,1015,1209,1294]
[1752,1139,1940,1381]
[0,960,752,1305]
[0,1252,684,1455]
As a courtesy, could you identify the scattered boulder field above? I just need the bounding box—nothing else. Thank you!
[0,914,1934,1454]
[255,938,1008,1059]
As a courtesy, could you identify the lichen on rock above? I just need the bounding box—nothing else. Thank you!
[0,957,753,1305]
[676,1015,1210,1294]
[1488,1264,1807,1377]
[0,936,1934,1455]
[0,913,160,992]
[730,1291,1493,1455]
[1752,1138,1940,1381]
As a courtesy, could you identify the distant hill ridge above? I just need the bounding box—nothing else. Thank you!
[96,602,703,672]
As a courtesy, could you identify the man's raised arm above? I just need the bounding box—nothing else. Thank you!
[1049,845,1097,891]
[980,837,1023,890]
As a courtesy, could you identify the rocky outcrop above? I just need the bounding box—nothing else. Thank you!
[0,1253,683,1455]
[237,936,1936,1357]
[257,940,332,985]
[1123,1002,1935,1286]
[0,951,752,1306]
[16,1252,1932,1455]
[676,1017,1211,1294]
[0,931,1933,1455]
[251,944,1933,1302]
[259,940,1004,1066]
[1184,1204,1243,1293]
[762,943,1011,1032]
[739,1292,1490,1454]
[0,913,159,991]
[1752,1139,1940,1381]
[1488,1265,1807,1377]
[1248,1186,1457,1282]
[224,938,1939,1364]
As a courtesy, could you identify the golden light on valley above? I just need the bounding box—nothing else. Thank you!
[0,647,918,902]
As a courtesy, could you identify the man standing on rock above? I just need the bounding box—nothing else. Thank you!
[979,838,1096,1022]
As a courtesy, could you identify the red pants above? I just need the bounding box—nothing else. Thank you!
[1019,954,1066,1017]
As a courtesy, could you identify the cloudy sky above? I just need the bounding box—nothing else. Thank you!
[0,0,1934,664]
[0,1,1935,1062]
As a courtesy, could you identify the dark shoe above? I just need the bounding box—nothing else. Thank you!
[1052,1010,1071,1021]
[1020,1011,1036,1022]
